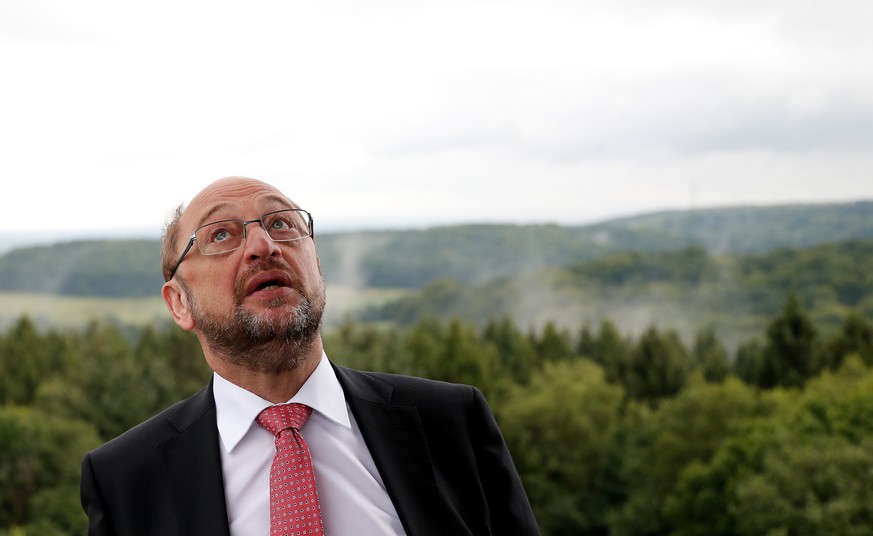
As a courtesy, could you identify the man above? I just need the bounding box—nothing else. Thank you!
[80,177,539,535]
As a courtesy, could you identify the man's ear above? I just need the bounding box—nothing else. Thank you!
[162,281,195,331]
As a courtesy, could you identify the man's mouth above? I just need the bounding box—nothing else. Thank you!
[244,270,296,297]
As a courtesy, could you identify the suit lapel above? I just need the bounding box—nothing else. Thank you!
[157,381,231,536]
[333,365,448,536]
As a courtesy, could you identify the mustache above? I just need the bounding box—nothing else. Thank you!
[233,258,301,301]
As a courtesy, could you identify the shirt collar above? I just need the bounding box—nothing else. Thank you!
[213,352,350,454]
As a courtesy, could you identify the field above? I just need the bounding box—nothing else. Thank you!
[0,292,169,330]
[0,286,408,331]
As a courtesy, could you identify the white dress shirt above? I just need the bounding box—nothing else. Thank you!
[213,353,407,535]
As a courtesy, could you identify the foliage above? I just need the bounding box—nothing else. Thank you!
[615,326,691,407]
[0,406,101,534]
[691,326,730,383]
[3,300,873,534]
[0,319,209,535]
[0,240,162,297]
[361,238,873,353]
[663,358,873,535]
[499,360,627,536]
[5,202,873,297]
[610,377,779,536]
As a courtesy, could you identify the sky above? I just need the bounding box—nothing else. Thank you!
[2,0,873,240]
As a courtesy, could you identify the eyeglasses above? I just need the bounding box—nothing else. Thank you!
[168,208,314,280]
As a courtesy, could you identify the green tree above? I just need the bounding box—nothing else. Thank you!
[0,316,72,405]
[612,378,773,536]
[482,316,537,384]
[500,360,627,536]
[323,316,407,374]
[0,406,101,534]
[400,317,499,395]
[733,338,765,387]
[762,291,818,388]
[691,326,730,383]
[38,321,166,440]
[591,320,630,384]
[617,327,690,407]
[824,310,873,369]
[530,321,574,363]
[663,358,873,535]
[133,323,213,403]
[575,324,596,360]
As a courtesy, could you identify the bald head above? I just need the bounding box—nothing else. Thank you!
[160,177,298,281]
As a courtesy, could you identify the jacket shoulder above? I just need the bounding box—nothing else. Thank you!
[87,382,214,465]
[334,364,479,407]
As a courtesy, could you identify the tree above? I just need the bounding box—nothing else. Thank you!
[691,326,730,383]
[134,323,211,399]
[482,316,537,384]
[499,360,627,536]
[663,359,873,535]
[617,327,690,407]
[0,406,101,534]
[591,320,630,384]
[613,378,770,536]
[400,317,500,395]
[38,321,169,441]
[733,338,765,387]
[762,291,817,388]
[0,316,72,405]
[824,310,873,369]
[530,321,574,364]
[323,316,406,374]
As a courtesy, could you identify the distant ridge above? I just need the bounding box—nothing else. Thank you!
[2,201,872,297]
[599,201,873,253]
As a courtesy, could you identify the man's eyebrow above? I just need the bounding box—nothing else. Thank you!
[196,203,233,228]
[194,195,298,228]
[263,194,298,209]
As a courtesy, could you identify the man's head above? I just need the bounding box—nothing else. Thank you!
[160,176,326,374]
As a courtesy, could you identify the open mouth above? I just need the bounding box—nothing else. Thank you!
[245,270,295,296]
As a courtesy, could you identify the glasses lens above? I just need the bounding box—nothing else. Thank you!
[195,220,245,255]
[264,210,311,241]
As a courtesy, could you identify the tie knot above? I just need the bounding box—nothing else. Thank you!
[256,403,313,437]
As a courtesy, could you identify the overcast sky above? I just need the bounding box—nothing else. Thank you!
[2,0,872,237]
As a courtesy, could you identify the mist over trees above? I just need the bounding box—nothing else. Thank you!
[3,201,873,296]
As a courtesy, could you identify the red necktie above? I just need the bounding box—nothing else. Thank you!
[256,404,325,536]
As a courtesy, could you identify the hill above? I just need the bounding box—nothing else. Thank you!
[1,201,872,297]
[361,240,873,351]
[317,200,873,289]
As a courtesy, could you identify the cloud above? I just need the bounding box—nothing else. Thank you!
[1,0,873,233]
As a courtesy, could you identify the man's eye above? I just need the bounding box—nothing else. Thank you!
[210,229,231,243]
[271,219,291,230]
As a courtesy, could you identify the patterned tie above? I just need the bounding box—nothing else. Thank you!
[256,404,325,536]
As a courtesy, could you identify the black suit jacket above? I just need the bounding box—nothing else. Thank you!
[80,363,540,535]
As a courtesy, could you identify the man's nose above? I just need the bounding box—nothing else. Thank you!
[243,221,281,260]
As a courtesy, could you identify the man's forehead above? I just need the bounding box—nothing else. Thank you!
[181,179,296,229]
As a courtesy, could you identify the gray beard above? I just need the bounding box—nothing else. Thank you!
[186,278,326,374]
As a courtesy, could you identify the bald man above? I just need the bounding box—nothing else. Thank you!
[80,177,539,535]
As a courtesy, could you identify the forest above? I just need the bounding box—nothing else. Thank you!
[2,202,873,534]
[3,201,873,297]
[2,291,873,535]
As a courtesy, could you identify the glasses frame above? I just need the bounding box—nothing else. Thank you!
[168,208,314,280]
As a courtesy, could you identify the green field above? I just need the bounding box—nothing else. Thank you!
[0,286,408,330]
[0,292,169,329]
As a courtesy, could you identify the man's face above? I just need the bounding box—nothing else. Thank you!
[168,178,326,372]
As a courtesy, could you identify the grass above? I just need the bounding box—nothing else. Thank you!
[0,292,169,330]
[0,286,409,331]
